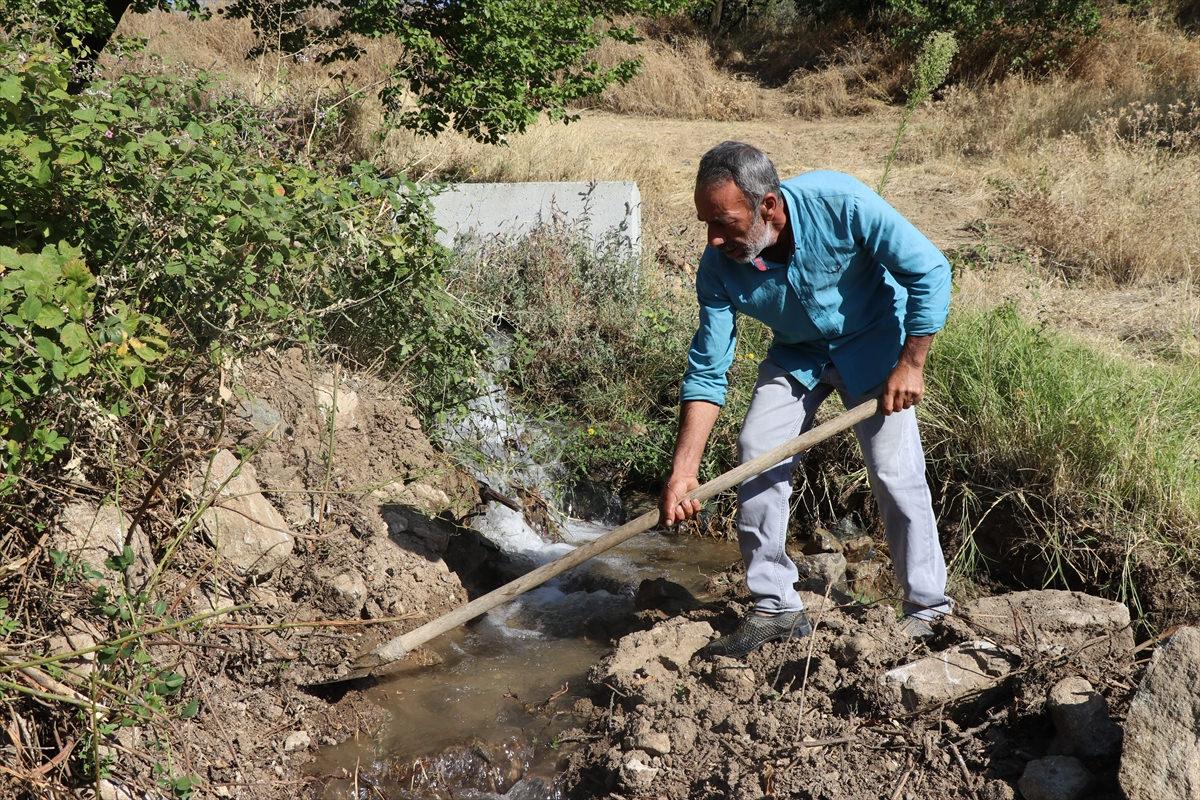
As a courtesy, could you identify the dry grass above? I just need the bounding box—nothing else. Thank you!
[909,14,1200,288]
[580,35,774,120]
[114,10,401,102]
[928,16,1200,157]
[1000,134,1200,285]
[783,42,900,118]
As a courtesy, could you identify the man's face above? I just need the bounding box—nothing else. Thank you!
[695,180,775,264]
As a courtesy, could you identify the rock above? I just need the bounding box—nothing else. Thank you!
[800,527,843,555]
[282,730,311,752]
[845,559,889,600]
[195,450,294,576]
[320,568,368,616]
[625,718,671,755]
[97,779,136,800]
[618,750,659,792]
[232,394,283,436]
[880,641,1018,712]
[1018,756,1091,800]
[1120,626,1200,800]
[980,779,1016,800]
[796,552,847,592]
[834,632,883,667]
[45,618,99,676]
[314,373,359,430]
[1047,677,1121,758]
[832,516,864,540]
[961,591,1132,658]
[841,534,875,562]
[383,506,453,552]
[55,501,152,581]
[591,618,713,703]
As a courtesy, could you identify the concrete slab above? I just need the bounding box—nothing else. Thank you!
[430,181,641,258]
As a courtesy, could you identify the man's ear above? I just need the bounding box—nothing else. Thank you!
[760,192,780,220]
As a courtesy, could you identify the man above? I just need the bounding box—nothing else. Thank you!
[661,141,952,659]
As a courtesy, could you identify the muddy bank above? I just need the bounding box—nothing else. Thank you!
[24,347,494,798]
[556,571,1152,800]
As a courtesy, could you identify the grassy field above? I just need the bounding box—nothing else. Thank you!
[113,7,1200,626]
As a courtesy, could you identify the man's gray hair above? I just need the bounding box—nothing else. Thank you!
[696,141,781,210]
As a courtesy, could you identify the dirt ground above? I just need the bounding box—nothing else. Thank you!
[557,570,1137,800]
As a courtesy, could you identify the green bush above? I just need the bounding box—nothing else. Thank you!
[0,242,162,485]
[885,0,1102,71]
[0,41,481,414]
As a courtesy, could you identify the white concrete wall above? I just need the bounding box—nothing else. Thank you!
[430,181,641,258]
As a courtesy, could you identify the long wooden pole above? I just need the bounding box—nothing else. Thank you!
[336,398,879,682]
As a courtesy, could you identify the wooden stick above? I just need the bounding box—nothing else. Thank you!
[337,398,879,682]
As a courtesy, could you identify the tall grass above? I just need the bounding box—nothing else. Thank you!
[997,134,1200,285]
[923,303,1200,620]
[928,304,1200,528]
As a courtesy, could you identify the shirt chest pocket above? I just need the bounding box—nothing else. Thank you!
[808,239,856,274]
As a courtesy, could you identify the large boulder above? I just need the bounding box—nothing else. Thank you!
[880,641,1019,712]
[196,449,294,577]
[590,618,713,703]
[1120,626,1200,800]
[961,590,1133,658]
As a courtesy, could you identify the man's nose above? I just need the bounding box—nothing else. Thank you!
[707,226,724,247]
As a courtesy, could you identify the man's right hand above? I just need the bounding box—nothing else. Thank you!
[660,473,701,526]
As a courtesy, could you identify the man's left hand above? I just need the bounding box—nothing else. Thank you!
[881,361,925,415]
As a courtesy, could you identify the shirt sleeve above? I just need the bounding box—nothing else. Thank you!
[680,255,737,406]
[850,187,951,336]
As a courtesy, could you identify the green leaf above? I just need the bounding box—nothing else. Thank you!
[129,365,146,388]
[18,295,43,322]
[34,336,58,361]
[20,139,51,163]
[0,76,21,105]
[179,697,200,719]
[56,149,85,167]
[34,304,65,329]
[59,322,90,351]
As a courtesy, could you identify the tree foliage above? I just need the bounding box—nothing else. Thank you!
[3,0,687,143]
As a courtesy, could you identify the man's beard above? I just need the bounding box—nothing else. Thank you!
[724,215,776,263]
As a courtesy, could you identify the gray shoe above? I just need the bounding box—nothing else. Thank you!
[698,609,812,660]
[897,615,935,641]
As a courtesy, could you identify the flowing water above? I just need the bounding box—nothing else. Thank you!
[312,355,741,797]
[313,520,737,799]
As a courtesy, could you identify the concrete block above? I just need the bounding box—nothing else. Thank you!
[430,181,641,258]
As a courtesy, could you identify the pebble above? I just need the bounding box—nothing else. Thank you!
[283,730,312,752]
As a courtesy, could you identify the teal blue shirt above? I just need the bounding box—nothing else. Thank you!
[681,171,951,405]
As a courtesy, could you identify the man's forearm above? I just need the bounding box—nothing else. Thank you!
[898,333,935,369]
[671,400,721,477]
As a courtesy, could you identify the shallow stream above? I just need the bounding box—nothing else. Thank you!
[313,517,738,799]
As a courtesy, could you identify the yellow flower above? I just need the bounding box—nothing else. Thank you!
[587,427,596,436]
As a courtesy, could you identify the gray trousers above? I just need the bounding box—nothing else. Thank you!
[736,359,950,620]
